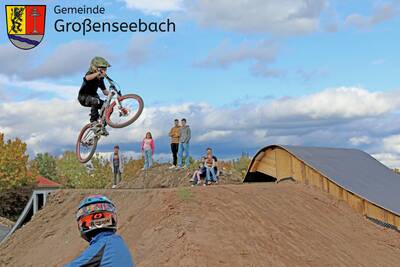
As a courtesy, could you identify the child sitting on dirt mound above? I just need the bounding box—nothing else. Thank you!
[190,164,204,187]
[65,194,135,267]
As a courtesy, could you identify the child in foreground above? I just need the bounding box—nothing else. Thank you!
[65,194,135,267]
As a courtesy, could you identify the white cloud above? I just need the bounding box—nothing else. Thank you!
[0,40,112,80]
[382,135,400,154]
[250,63,284,78]
[297,68,328,82]
[0,38,153,81]
[0,74,77,99]
[121,0,183,15]
[2,86,400,167]
[263,87,399,120]
[189,0,328,35]
[195,40,282,78]
[196,40,278,68]
[372,153,400,169]
[349,136,371,146]
[345,3,399,29]
[197,130,232,142]
[0,44,33,77]
[253,129,268,140]
[27,40,113,80]
[123,35,156,68]
[0,99,86,154]
[345,14,369,28]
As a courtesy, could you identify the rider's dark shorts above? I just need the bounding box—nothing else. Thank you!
[78,94,102,107]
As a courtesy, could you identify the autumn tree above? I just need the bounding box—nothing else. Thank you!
[56,151,88,187]
[31,152,58,181]
[0,133,35,191]
[56,151,112,188]
[87,155,112,188]
[123,157,144,177]
[232,153,251,178]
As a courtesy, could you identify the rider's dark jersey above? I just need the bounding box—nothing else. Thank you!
[79,73,106,96]
[65,231,135,267]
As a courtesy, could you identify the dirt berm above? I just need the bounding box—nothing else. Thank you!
[113,163,244,189]
[1,183,400,266]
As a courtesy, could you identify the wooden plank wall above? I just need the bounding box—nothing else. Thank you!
[250,149,277,178]
[252,148,400,229]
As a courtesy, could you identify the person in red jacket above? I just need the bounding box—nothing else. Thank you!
[141,131,155,170]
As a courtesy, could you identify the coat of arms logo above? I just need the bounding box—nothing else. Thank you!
[6,5,46,50]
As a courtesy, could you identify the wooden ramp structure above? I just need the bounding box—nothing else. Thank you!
[0,176,61,244]
[244,145,400,230]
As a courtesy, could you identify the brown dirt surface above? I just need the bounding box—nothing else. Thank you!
[1,183,400,266]
[115,163,243,189]
[0,217,14,228]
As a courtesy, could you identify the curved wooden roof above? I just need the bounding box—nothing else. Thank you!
[245,145,400,216]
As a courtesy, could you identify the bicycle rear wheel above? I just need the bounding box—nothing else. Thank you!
[76,123,99,163]
[105,94,144,128]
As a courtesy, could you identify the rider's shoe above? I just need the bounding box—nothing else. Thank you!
[90,121,102,128]
[100,127,109,136]
[90,120,109,136]
[91,121,102,134]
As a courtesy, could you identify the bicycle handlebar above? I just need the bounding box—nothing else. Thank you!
[105,75,121,95]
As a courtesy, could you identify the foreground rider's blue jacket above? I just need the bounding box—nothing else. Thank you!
[65,231,135,267]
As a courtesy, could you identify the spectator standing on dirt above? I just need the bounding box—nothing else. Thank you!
[110,145,123,189]
[65,195,135,266]
[141,132,155,170]
[177,118,191,169]
[168,119,181,169]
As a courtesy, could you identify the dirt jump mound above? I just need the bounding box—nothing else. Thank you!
[115,163,243,189]
[1,183,400,266]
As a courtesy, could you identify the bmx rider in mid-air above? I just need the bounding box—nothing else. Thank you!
[78,56,111,136]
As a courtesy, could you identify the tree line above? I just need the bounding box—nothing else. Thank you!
[0,133,144,192]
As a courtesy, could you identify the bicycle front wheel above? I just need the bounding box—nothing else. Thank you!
[76,123,98,163]
[105,94,144,128]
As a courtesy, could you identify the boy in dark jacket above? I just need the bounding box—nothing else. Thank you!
[177,118,191,168]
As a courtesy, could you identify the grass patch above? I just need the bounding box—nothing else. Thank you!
[177,187,193,202]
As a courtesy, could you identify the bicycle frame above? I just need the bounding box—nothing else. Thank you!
[98,77,122,124]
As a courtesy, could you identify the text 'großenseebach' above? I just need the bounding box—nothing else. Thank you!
[53,5,176,35]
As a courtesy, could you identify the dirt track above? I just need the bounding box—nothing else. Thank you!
[1,183,400,266]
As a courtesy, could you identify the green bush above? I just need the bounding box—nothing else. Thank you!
[0,186,34,221]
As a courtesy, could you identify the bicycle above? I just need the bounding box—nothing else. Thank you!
[76,76,144,163]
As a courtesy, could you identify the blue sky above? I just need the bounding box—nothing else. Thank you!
[1,0,400,166]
